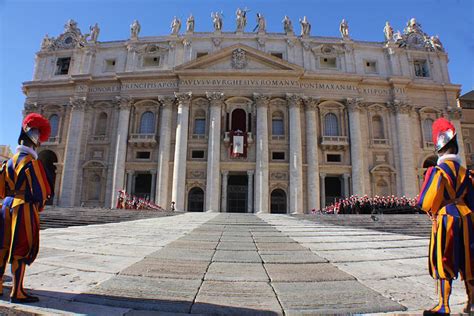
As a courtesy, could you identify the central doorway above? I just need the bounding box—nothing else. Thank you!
[134,173,152,200]
[325,176,342,206]
[227,175,248,213]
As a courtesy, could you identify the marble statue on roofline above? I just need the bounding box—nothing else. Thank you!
[89,23,100,42]
[171,16,181,35]
[186,14,195,33]
[255,13,266,33]
[404,17,422,34]
[299,16,311,36]
[130,20,141,40]
[236,7,248,31]
[211,11,223,31]
[383,21,393,42]
[340,19,349,39]
[282,15,293,34]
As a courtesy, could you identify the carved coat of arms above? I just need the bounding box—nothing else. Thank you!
[231,48,247,69]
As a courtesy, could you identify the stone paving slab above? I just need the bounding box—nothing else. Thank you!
[259,250,327,264]
[179,234,222,241]
[219,235,254,242]
[192,281,282,315]
[120,258,209,280]
[212,250,262,263]
[265,263,356,282]
[166,240,219,250]
[216,241,257,251]
[272,280,405,315]
[76,275,201,313]
[256,242,308,252]
[313,246,425,262]
[146,248,215,262]
[253,236,296,243]
[301,238,428,251]
[205,262,269,282]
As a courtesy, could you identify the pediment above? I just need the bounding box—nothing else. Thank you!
[175,44,303,75]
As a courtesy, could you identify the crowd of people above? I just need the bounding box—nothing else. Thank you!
[314,194,420,215]
[116,190,165,211]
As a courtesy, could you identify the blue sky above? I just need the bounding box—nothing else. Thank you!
[0,0,473,151]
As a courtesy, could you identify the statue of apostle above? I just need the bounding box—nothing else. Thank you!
[130,20,141,40]
[171,16,181,35]
[186,14,195,33]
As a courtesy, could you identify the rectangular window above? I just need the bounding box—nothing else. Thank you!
[136,151,151,159]
[364,60,377,74]
[272,152,285,160]
[414,60,429,77]
[55,57,71,75]
[143,56,160,67]
[105,59,116,72]
[327,154,342,162]
[271,52,283,59]
[196,52,208,58]
[320,57,337,69]
[194,118,206,135]
[191,150,205,159]
[272,119,284,136]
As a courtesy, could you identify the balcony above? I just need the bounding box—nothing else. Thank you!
[271,135,286,141]
[191,134,206,140]
[321,136,348,150]
[371,138,389,147]
[129,133,157,147]
[89,135,109,144]
[43,136,59,145]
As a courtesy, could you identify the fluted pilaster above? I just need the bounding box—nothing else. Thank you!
[254,93,270,213]
[287,93,304,214]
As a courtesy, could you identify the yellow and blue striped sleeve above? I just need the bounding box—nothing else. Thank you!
[417,166,445,216]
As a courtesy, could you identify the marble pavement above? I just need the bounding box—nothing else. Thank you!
[0,213,469,315]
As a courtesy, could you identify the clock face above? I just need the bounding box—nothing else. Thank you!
[64,36,73,44]
[407,33,425,48]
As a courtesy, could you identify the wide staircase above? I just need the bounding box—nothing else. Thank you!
[39,206,176,230]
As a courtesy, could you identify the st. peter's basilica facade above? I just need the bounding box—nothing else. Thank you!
[22,13,463,213]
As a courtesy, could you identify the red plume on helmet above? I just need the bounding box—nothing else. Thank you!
[22,113,51,143]
[431,117,456,152]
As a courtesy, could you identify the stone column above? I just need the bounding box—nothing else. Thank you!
[447,107,466,166]
[347,98,367,196]
[205,92,224,212]
[110,96,133,208]
[343,174,350,197]
[320,173,326,208]
[287,94,304,214]
[392,100,417,197]
[303,96,320,212]
[156,95,175,208]
[171,92,192,212]
[126,170,134,194]
[150,170,157,202]
[221,171,228,213]
[254,93,270,213]
[59,97,86,207]
[247,170,254,213]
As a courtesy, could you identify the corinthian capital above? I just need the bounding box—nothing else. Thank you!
[115,96,134,110]
[253,93,271,108]
[158,95,175,108]
[286,93,303,108]
[174,92,192,106]
[346,97,364,112]
[446,106,462,120]
[70,97,87,110]
[389,99,412,114]
[303,96,320,111]
[205,91,225,107]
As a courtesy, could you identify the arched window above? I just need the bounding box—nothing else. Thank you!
[95,112,107,135]
[188,187,204,212]
[49,114,59,137]
[423,118,434,142]
[139,111,155,134]
[324,113,339,136]
[272,112,284,136]
[372,115,384,139]
[270,189,287,214]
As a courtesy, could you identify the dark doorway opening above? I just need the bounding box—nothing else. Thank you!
[325,176,342,206]
[188,187,204,212]
[271,189,287,214]
[134,173,152,199]
[227,175,247,213]
[231,109,247,132]
[38,150,58,205]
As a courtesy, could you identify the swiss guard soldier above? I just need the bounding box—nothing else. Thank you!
[418,118,474,315]
[0,113,52,303]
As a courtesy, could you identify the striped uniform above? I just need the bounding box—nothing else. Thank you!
[418,159,474,282]
[0,151,50,299]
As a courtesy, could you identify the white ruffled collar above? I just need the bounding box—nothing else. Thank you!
[16,145,38,159]
[437,153,462,166]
